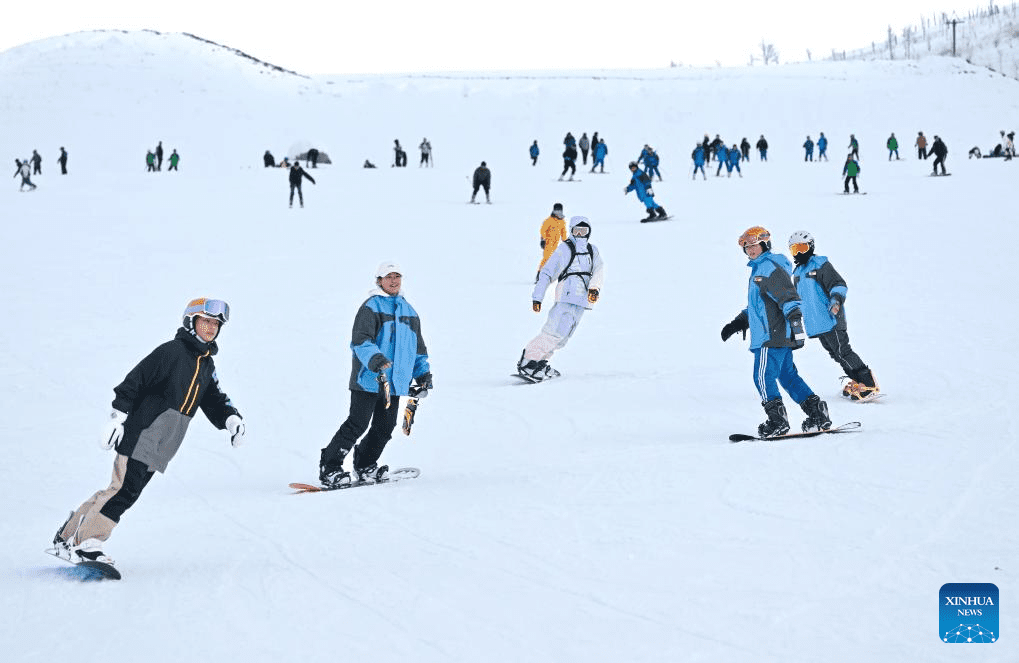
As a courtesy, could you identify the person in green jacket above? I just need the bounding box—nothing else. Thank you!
[886,133,900,160]
[168,149,180,171]
[842,154,861,193]
[146,150,156,172]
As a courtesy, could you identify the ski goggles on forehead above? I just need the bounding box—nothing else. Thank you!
[789,242,811,256]
[184,298,230,323]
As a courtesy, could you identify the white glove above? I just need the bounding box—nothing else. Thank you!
[100,410,128,451]
[226,414,245,447]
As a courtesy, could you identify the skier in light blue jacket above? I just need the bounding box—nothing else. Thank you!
[788,231,878,401]
[517,217,605,381]
[319,262,432,487]
[721,226,831,437]
[625,161,667,221]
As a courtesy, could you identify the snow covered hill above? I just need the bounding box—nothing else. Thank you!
[2,30,1017,663]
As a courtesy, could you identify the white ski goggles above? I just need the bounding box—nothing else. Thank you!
[184,298,230,323]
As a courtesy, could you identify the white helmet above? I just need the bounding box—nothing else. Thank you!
[788,231,815,264]
[788,230,814,250]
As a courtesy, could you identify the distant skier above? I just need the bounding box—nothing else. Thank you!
[31,149,42,175]
[788,231,879,401]
[146,151,156,172]
[709,134,724,162]
[471,161,491,203]
[579,133,590,165]
[726,144,742,177]
[740,137,751,161]
[264,150,275,167]
[14,158,36,191]
[590,138,607,173]
[716,143,729,176]
[930,135,948,175]
[167,149,180,171]
[625,161,667,221]
[803,136,814,162]
[847,134,859,160]
[915,132,928,159]
[516,216,604,382]
[560,143,577,181]
[691,143,707,180]
[58,147,68,174]
[720,226,831,438]
[419,138,432,167]
[842,154,861,193]
[393,140,407,167]
[537,202,568,281]
[317,262,432,488]
[642,146,662,181]
[307,148,320,168]
[289,161,316,208]
[817,132,829,161]
[756,135,769,161]
[51,297,244,569]
[529,140,539,166]
[887,133,900,160]
[155,141,164,171]
[563,132,576,150]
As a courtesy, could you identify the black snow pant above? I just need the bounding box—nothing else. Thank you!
[816,328,873,387]
[580,148,589,164]
[323,390,401,471]
[531,156,538,166]
[60,161,67,174]
[289,182,304,206]
[932,155,947,175]
[844,175,858,192]
[561,161,576,178]
[918,147,927,159]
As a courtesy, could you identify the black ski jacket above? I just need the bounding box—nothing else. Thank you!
[112,328,239,473]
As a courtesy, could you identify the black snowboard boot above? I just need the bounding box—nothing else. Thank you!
[656,206,668,218]
[319,448,351,488]
[643,209,657,222]
[758,398,790,438]
[800,394,832,432]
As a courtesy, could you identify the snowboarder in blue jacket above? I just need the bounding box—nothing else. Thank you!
[530,140,539,166]
[817,132,829,161]
[803,136,815,161]
[720,226,831,437]
[590,140,607,173]
[625,162,667,221]
[319,262,432,488]
[691,144,707,180]
[726,144,742,177]
[788,231,879,400]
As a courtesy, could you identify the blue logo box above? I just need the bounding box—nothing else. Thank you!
[940,583,998,643]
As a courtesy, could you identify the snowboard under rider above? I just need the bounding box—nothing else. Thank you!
[788,231,879,400]
[517,216,604,381]
[720,226,831,438]
[52,298,245,567]
[319,262,432,488]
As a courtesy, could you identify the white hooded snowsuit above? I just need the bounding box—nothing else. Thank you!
[523,217,604,364]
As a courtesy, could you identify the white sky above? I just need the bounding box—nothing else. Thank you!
[5,0,968,74]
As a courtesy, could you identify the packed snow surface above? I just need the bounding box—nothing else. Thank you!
[2,31,1017,663]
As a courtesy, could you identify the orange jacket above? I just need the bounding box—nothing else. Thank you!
[538,214,568,268]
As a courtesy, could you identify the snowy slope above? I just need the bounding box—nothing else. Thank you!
[2,31,1017,663]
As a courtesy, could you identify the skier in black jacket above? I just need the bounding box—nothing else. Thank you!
[289,161,316,207]
[930,135,949,175]
[52,298,244,568]
[471,161,491,203]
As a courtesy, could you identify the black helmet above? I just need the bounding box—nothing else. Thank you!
[628,161,638,169]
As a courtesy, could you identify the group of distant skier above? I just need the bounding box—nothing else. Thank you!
[12,147,68,190]
[144,141,180,172]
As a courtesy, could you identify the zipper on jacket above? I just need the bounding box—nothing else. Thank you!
[181,351,210,415]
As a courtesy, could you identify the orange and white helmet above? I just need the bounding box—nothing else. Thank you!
[183,298,230,333]
[738,226,771,253]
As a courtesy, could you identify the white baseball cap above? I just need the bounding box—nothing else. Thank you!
[375,261,403,278]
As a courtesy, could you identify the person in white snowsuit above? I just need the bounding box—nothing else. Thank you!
[14,159,36,190]
[517,216,604,380]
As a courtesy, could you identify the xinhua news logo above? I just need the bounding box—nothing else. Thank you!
[940,583,998,643]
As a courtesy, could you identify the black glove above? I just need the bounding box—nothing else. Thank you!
[410,372,433,398]
[540,239,546,249]
[721,313,749,341]
[788,310,805,349]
